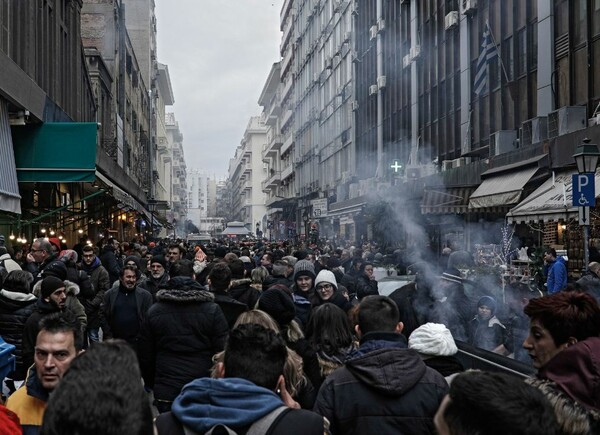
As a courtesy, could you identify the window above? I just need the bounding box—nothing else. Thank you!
[0,0,9,54]
[516,28,527,77]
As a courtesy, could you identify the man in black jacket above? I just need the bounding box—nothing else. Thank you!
[313,295,448,434]
[154,324,327,435]
[144,255,170,301]
[138,259,229,414]
[208,262,247,329]
[99,239,121,285]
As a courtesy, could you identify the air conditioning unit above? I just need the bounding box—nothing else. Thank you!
[343,31,351,42]
[547,106,587,138]
[410,45,422,60]
[453,157,469,167]
[377,19,386,32]
[377,76,387,89]
[461,0,477,15]
[351,100,359,111]
[444,11,459,30]
[403,54,412,68]
[442,160,454,171]
[490,130,518,156]
[369,84,379,95]
[369,25,378,40]
[524,116,548,144]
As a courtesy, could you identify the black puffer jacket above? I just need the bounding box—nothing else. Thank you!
[0,290,37,380]
[137,276,229,403]
[228,278,261,309]
[313,332,448,435]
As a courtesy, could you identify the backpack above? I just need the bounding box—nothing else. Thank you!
[183,406,289,435]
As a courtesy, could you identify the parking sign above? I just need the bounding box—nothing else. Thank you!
[572,173,595,207]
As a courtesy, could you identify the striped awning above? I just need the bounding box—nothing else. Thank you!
[421,187,473,215]
[0,99,22,214]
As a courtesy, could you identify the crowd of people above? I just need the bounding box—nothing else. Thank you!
[0,235,597,434]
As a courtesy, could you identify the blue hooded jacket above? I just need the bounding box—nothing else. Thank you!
[547,256,567,294]
[171,378,284,433]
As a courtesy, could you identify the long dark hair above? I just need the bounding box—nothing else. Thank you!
[305,303,354,354]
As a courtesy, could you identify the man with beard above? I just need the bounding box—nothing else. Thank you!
[144,255,170,301]
[6,312,82,435]
[138,259,228,413]
[78,245,109,347]
[22,277,69,372]
[102,265,152,351]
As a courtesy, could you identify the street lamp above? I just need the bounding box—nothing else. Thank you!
[573,138,600,270]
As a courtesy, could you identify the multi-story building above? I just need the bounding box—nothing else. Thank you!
[155,63,175,214]
[187,169,209,225]
[166,113,188,237]
[228,116,268,232]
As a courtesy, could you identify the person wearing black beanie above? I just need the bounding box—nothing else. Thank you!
[258,288,296,327]
[291,260,316,329]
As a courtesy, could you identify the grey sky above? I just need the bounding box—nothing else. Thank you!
[155,0,284,179]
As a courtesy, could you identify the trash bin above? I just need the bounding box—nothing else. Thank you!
[0,337,16,385]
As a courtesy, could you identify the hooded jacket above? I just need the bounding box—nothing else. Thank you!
[79,257,110,328]
[154,378,326,435]
[0,289,37,380]
[228,278,261,309]
[314,331,448,435]
[137,276,229,403]
[32,280,87,332]
[546,256,568,294]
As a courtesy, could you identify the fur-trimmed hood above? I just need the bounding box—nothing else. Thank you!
[156,288,214,304]
[32,279,80,298]
[230,278,252,288]
[526,377,600,435]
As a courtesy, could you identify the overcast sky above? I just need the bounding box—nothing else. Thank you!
[155,0,284,179]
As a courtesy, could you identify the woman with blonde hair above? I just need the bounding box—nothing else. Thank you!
[211,309,316,408]
[250,266,269,292]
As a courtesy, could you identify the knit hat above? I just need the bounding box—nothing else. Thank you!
[150,255,167,269]
[408,323,458,356]
[41,276,65,299]
[258,288,296,326]
[42,261,68,280]
[314,270,338,291]
[48,237,62,251]
[441,267,463,284]
[293,259,316,281]
[477,295,497,315]
[327,257,342,269]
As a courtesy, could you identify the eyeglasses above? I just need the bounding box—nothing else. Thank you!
[316,284,333,291]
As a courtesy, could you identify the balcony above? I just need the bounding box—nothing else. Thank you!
[281,48,294,77]
[281,76,294,102]
[280,0,293,26]
[243,163,252,174]
[281,132,294,155]
[281,109,293,130]
[281,164,294,180]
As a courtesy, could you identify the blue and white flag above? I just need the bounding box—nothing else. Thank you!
[473,24,498,95]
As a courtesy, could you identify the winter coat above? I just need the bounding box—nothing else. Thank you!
[102,285,153,341]
[143,272,170,301]
[546,256,568,294]
[154,378,327,435]
[468,315,506,351]
[32,280,87,332]
[313,331,448,435]
[99,245,121,284]
[312,289,354,313]
[354,273,379,300]
[211,289,248,329]
[291,285,314,330]
[0,289,37,380]
[228,278,261,309]
[138,276,229,403]
[80,258,110,328]
[5,366,49,435]
[420,355,464,383]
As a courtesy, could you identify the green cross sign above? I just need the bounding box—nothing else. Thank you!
[390,160,402,172]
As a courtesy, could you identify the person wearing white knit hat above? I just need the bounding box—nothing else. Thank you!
[314,270,338,301]
[409,323,464,383]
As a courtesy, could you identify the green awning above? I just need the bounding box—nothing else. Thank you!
[12,122,97,182]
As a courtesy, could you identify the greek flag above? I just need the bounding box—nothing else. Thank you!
[473,25,497,95]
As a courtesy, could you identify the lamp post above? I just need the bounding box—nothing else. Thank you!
[573,138,600,270]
